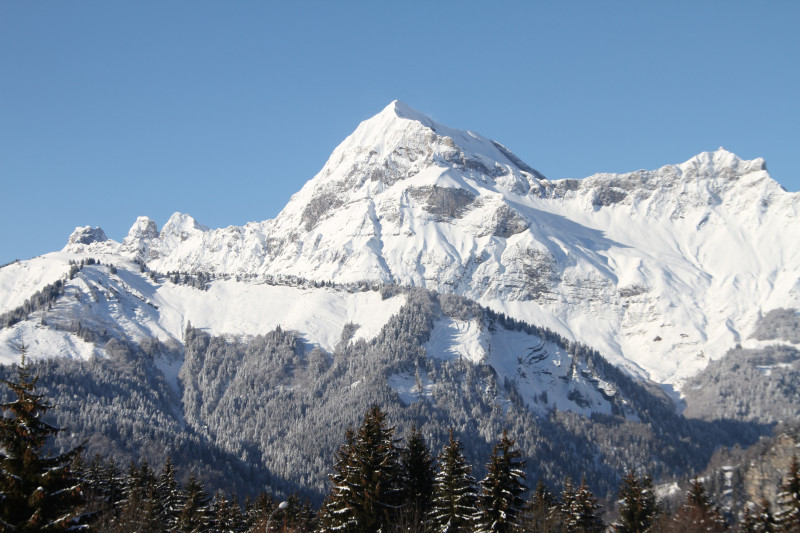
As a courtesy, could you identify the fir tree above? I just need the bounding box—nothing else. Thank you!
[776,455,800,533]
[428,431,478,533]
[521,480,561,533]
[560,478,604,533]
[210,490,245,533]
[740,499,776,533]
[614,470,659,533]
[399,424,435,518]
[671,479,726,533]
[0,351,86,532]
[115,461,162,532]
[245,491,274,532]
[319,405,402,532]
[156,457,184,531]
[476,430,528,533]
[281,493,315,533]
[177,474,211,533]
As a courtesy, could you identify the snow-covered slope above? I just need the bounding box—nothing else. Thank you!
[0,253,406,365]
[390,316,632,418]
[20,100,800,387]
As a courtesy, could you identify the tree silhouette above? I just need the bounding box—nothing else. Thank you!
[0,348,86,531]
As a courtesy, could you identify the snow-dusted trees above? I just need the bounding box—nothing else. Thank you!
[476,430,528,533]
[739,499,776,533]
[520,480,561,532]
[398,424,435,521]
[177,474,212,532]
[669,479,726,533]
[613,470,659,533]
[319,405,402,532]
[156,457,183,530]
[559,477,604,533]
[428,431,478,533]
[0,351,85,531]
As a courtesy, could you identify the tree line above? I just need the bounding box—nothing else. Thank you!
[2,353,800,532]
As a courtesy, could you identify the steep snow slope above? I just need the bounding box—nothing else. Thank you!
[0,253,406,365]
[45,101,800,385]
[412,316,629,418]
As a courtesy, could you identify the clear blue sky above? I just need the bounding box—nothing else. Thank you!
[2,1,798,264]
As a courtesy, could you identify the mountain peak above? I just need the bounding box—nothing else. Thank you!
[382,100,437,128]
[67,226,108,246]
[160,213,209,240]
[324,101,542,181]
[677,148,768,180]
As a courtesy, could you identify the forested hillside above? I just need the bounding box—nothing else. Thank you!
[0,288,770,504]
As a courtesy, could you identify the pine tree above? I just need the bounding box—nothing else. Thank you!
[614,470,659,533]
[319,405,402,532]
[776,455,800,533]
[177,474,212,533]
[116,461,162,532]
[476,430,528,533]
[399,424,435,519]
[210,490,245,533]
[521,480,561,533]
[0,351,86,532]
[671,479,726,533]
[740,499,776,533]
[559,477,604,533]
[156,457,184,531]
[280,494,315,533]
[428,431,478,533]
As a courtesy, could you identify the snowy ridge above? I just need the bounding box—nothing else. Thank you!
[31,101,800,386]
[0,253,406,366]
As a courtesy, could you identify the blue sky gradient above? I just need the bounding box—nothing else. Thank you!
[2,1,798,264]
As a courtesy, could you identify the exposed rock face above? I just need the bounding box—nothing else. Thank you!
[67,226,108,246]
[122,216,159,261]
[742,432,800,506]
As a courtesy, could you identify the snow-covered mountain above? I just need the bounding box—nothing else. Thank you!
[40,100,798,387]
[2,100,797,498]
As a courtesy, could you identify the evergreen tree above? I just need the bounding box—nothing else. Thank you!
[245,491,274,532]
[0,351,86,532]
[776,455,800,533]
[670,479,726,533]
[319,405,402,532]
[740,499,776,533]
[210,490,244,533]
[560,478,604,533]
[157,457,184,531]
[428,431,478,533]
[614,470,659,533]
[281,493,315,533]
[521,480,560,533]
[177,474,212,533]
[476,430,528,533]
[115,461,162,532]
[399,424,435,518]
[100,457,124,509]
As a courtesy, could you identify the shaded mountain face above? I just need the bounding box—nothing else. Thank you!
[59,100,800,386]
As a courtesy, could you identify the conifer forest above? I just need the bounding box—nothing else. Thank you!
[2,350,800,532]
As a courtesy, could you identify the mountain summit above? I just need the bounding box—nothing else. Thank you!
[43,101,800,384]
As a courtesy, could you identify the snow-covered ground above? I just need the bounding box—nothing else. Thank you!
[0,252,406,364]
[393,316,634,417]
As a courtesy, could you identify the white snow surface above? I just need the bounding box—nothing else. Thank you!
[0,253,406,363]
[13,100,800,388]
[411,317,633,417]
